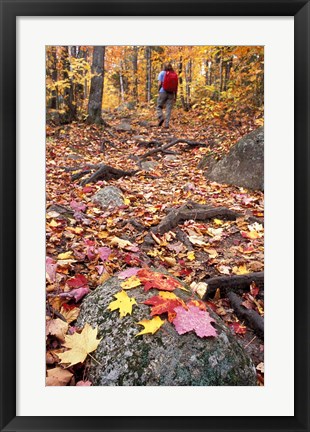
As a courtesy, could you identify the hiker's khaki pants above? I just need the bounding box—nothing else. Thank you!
[156,92,175,126]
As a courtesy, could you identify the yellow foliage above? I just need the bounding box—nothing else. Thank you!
[136,316,165,336]
[107,290,137,318]
[58,323,102,367]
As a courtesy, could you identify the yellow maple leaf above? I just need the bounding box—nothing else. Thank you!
[120,276,141,290]
[158,291,178,300]
[232,264,249,275]
[124,198,130,205]
[98,231,109,239]
[57,251,73,260]
[107,290,137,318]
[187,251,195,261]
[136,316,165,336]
[213,218,223,226]
[49,219,59,227]
[58,323,102,367]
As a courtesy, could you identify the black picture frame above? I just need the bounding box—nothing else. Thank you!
[1,1,309,431]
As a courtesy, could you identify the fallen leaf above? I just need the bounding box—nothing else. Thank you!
[232,264,249,275]
[187,251,195,261]
[120,275,141,289]
[250,281,259,297]
[248,222,263,232]
[67,274,88,288]
[204,248,218,258]
[188,235,208,247]
[57,251,74,260]
[46,367,73,386]
[256,362,264,373]
[98,246,112,262]
[143,292,185,322]
[173,305,217,338]
[46,318,68,342]
[213,218,223,226]
[118,267,141,279]
[137,269,182,292]
[190,281,208,299]
[229,322,247,335]
[241,230,261,240]
[60,306,80,324]
[110,236,134,249]
[217,265,231,275]
[46,257,57,283]
[136,316,165,336]
[207,227,223,237]
[58,323,102,367]
[58,287,90,302]
[76,380,92,386]
[107,290,137,318]
[70,200,87,212]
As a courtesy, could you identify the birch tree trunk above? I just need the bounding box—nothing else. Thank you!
[132,46,138,102]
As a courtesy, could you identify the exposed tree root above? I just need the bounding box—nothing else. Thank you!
[227,292,264,338]
[77,164,139,185]
[203,272,264,300]
[138,138,208,160]
[143,201,263,246]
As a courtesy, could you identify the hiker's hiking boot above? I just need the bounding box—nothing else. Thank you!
[158,117,164,126]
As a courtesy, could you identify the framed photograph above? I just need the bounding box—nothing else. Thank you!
[1,1,309,431]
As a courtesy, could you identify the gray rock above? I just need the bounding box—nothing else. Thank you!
[91,186,124,208]
[77,275,257,386]
[141,161,158,171]
[138,120,150,127]
[205,127,264,191]
[132,135,146,141]
[115,121,132,132]
[66,153,82,160]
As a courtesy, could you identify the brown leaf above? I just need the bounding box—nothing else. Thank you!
[46,367,73,386]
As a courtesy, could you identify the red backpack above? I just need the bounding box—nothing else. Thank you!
[162,70,178,93]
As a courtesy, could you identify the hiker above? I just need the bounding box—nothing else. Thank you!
[156,63,178,128]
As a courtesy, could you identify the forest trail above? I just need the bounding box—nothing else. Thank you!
[46,108,264,385]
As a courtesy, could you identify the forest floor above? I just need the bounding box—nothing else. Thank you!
[46,107,264,386]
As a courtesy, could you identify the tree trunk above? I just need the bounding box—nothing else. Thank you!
[78,47,89,100]
[178,56,188,111]
[119,61,125,103]
[185,60,192,109]
[47,46,58,109]
[219,50,223,97]
[87,46,105,124]
[145,46,151,102]
[132,46,138,102]
[61,46,76,122]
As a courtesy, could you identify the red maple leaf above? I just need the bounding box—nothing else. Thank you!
[67,274,88,288]
[143,293,185,322]
[229,322,247,335]
[137,269,182,292]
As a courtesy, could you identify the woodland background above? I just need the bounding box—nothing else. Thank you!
[46,45,264,127]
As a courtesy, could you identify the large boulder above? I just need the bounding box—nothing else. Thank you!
[205,127,264,191]
[77,274,257,386]
[91,186,124,209]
